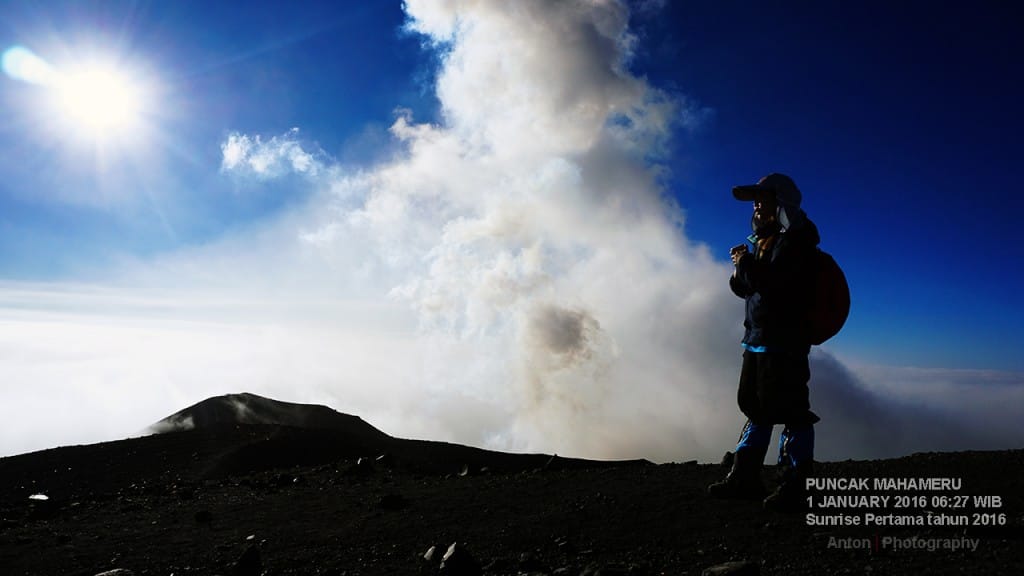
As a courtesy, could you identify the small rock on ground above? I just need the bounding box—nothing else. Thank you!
[440,542,482,576]
[702,560,759,576]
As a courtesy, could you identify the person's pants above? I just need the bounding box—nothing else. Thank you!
[737,350,817,426]
[735,419,814,467]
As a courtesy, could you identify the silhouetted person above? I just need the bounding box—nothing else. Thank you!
[708,173,819,512]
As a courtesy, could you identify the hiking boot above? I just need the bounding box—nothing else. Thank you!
[763,461,812,512]
[707,449,766,500]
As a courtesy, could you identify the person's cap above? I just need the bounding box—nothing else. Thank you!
[732,173,802,208]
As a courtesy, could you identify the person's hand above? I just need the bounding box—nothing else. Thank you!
[730,244,748,267]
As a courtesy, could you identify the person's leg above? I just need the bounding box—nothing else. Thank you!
[776,351,815,473]
[708,419,772,499]
[738,419,773,461]
[711,350,773,499]
[736,350,763,422]
[778,423,814,468]
[763,352,816,511]
[764,423,815,511]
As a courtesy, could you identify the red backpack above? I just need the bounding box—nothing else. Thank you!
[808,249,850,345]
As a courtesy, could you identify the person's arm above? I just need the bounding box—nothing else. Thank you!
[745,239,812,308]
[729,249,755,297]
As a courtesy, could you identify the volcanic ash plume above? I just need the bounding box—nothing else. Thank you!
[292,0,745,460]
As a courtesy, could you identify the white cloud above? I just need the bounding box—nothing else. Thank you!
[220,127,322,179]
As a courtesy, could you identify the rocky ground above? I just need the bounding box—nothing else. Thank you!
[1,394,1021,576]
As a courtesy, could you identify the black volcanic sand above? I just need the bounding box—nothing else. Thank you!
[1,415,1022,575]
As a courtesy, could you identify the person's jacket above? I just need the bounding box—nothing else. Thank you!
[729,217,820,354]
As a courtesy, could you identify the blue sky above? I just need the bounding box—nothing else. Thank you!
[0,1,1021,458]
[630,1,1023,370]
[0,1,432,272]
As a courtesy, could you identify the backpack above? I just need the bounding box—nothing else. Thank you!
[808,249,850,345]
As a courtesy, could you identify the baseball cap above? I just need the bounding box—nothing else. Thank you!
[732,173,802,208]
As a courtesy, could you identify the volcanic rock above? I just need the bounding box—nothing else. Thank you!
[231,543,261,576]
[439,542,481,576]
[423,545,438,563]
[339,458,374,481]
[702,560,759,576]
[581,562,644,575]
[376,493,409,510]
[518,550,548,572]
[26,496,57,521]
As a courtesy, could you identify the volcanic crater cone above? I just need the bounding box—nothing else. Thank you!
[150,391,387,434]
[147,392,644,479]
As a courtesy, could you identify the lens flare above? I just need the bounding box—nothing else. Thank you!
[1,45,57,85]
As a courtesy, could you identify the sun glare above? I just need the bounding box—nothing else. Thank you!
[3,45,156,149]
[53,65,145,135]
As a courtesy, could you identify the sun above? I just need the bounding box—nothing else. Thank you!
[53,64,144,135]
[50,62,150,143]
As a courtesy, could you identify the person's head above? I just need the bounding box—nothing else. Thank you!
[750,189,778,228]
[732,173,804,232]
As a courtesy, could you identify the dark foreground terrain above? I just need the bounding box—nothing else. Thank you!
[1,394,1021,576]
